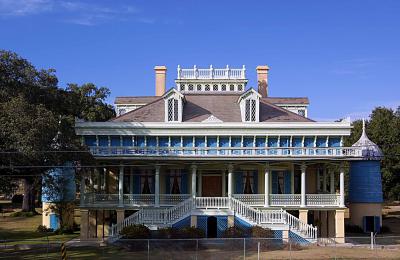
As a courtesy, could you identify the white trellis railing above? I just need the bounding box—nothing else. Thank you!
[89,146,365,159]
[232,194,265,206]
[177,65,246,80]
[270,194,302,206]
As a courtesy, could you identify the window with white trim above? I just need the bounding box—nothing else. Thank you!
[167,98,179,121]
[245,99,257,122]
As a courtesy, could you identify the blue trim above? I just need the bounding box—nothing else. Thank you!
[183,137,193,147]
[268,137,278,147]
[110,136,121,146]
[289,231,310,245]
[147,136,157,146]
[328,137,341,147]
[316,137,327,147]
[279,137,289,147]
[159,137,169,147]
[304,137,314,147]
[122,136,133,146]
[197,216,208,237]
[171,137,181,147]
[292,137,302,147]
[136,136,145,147]
[98,136,108,146]
[84,136,96,146]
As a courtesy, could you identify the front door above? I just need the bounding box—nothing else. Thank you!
[202,175,222,197]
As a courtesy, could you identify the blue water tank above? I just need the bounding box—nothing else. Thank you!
[42,162,76,203]
[348,161,383,203]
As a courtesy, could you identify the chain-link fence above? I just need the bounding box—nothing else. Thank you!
[1,235,400,259]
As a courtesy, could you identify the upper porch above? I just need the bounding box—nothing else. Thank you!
[79,161,345,210]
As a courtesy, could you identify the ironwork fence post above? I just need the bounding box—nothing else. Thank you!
[243,238,246,260]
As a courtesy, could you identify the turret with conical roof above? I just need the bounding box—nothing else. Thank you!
[352,119,383,160]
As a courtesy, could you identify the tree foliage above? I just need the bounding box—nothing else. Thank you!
[0,50,115,212]
[345,107,400,200]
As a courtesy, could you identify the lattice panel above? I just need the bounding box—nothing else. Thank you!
[197,216,208,237]
[172,216,191,229]
[289,231,310,245]
[217,216,228,238]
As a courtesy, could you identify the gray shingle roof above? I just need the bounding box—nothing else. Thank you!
[113,93,313,123]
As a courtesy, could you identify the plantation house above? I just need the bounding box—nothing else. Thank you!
[75,65,383,243]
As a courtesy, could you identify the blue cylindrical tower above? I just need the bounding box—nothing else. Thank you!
[348,120,383,233]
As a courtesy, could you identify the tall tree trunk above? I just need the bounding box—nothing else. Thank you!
[22,177,37,213]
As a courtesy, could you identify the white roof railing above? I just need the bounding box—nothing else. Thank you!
[177,65,246,80]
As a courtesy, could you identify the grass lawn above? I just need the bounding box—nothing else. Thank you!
[0,206,78,244]
[1,244,400,259]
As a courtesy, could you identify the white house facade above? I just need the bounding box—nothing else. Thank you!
[75,65,382,243]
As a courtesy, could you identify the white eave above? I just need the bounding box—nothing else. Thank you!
[75,121,352,136]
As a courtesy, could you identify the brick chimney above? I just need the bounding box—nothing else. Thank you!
[154,65,167,96]
[256,65,269,97]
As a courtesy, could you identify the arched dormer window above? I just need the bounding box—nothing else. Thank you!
[238,89,260,122]
[163,89,184,122]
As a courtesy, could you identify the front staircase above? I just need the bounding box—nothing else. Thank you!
[109,197,317,242]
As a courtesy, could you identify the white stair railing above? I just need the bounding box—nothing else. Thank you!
[111,197,195,237]
[111,196,317,241]
[285,211,318,239]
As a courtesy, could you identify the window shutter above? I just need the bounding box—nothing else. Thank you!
[271,171,278,194]
[253,171,258,194]
[181,171,188,194]
[235,171,243,194]
[284,171,291,194]
[166,172,170,194]
[133,174,141,194]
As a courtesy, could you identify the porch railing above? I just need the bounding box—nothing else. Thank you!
[83,193,341,208]
[88,146,365,158]
[232,194,265,206]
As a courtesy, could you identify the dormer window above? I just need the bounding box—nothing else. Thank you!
[167,98,179,121]
[238,88,260,122]
[245,99,256,121]
[163,89,184,122]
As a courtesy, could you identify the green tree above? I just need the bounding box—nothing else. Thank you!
[0,50,115,212]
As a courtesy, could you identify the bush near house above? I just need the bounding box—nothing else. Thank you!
[120,224,151,239]
[222,226,247,238]
[345,223,364,233]
[36,225,54,233]
[249,226,274,238]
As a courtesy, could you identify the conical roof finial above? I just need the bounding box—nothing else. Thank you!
[352,118,382,159]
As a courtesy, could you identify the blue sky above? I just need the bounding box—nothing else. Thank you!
[1,0,399,121]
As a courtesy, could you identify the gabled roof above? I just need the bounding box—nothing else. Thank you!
[112,93,313,123]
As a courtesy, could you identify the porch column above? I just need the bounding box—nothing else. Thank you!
[301,163,306,207]
[228,164,233,197]
[222,170,226,196]
[339,163,345,207]
[191,164,197,198]
[118,165,124,207]
[330,170,335,194]
[264,163,270,207]
[155,165,160,207]
[80,171,86,206]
